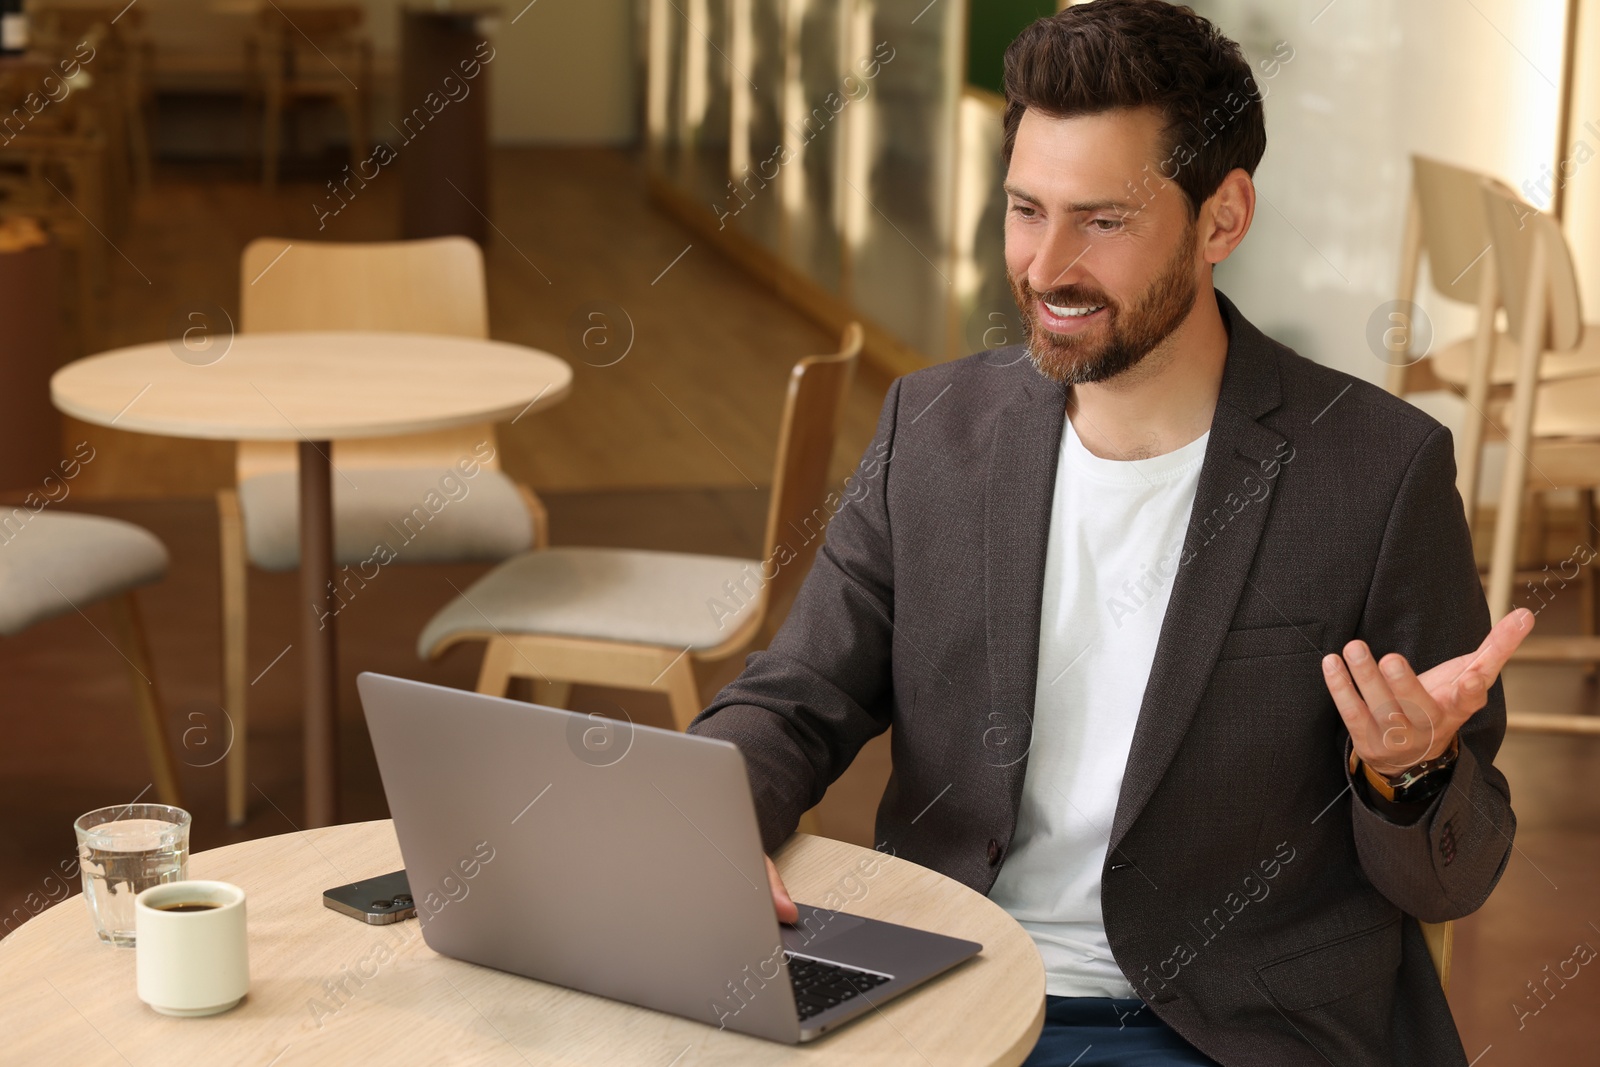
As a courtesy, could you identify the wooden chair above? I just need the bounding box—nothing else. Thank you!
[1387,156,1600,518]
[418,324,864,732]
[1473,179,1600,732]
[220,237,551,825]
[1422,920,1453,995]
[253,3,370,188]
[0,512,182,806]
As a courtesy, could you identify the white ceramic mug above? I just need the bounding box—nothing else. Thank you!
[134,880,250,1017]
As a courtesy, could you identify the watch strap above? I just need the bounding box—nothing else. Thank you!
[1350,736,1460,804]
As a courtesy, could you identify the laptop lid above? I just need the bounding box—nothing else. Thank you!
[356,671,804,1043]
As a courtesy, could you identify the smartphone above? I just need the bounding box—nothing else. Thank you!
[323,869,415,924]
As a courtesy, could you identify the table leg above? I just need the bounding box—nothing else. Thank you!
[300,440,339,826]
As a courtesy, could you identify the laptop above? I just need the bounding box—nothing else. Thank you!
[355,672,982,1043]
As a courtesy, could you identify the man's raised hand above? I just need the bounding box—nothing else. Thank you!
[1322,608,1534,776]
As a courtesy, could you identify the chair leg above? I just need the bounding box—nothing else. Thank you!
[108,592,184,808]
[532,680,572,708]
[1526,492,1549,570]
[219,490,249,826]
[476,638,518,697]
[1421,920,1453,996]
[661,656,704,732]
[516,483,551,550]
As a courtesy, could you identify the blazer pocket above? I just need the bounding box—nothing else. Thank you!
[1256,915,1402,1012]
[1216,621,1323,661]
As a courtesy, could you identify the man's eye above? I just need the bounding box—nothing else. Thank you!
[1010,203,1037,218]
[1090,218,1122,232]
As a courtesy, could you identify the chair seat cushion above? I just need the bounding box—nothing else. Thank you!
[417,547,766,658]
[238,468,534,572]
[1430,326,1600,388]
[0,512,168,636]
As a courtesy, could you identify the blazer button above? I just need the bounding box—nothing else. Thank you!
[987,839,1002,866]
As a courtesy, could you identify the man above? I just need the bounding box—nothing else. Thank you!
[689,2,1528,1064]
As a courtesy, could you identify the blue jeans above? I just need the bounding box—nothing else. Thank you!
[1021,997,1220,1066]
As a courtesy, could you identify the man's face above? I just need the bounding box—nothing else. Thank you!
[1003,106,1201,385]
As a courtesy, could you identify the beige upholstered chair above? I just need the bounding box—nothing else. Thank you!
[220,237,550,825]
[0,512,181,805]
[419,324,864,732]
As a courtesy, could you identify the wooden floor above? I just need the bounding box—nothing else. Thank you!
[3,148,1597,1063]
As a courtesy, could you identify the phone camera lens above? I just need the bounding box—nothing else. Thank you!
[372,899,394,909]
[393,893,414,905]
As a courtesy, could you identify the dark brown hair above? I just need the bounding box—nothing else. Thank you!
[1001,0,1267,216]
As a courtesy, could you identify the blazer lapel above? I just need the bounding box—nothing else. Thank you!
[1109,298,1290,851]
[984,367,1070,812]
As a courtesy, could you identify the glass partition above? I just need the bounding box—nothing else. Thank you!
[647,0,970,359]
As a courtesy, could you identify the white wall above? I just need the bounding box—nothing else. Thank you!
[1193,0,1564,379]
[1190,0,1565,508]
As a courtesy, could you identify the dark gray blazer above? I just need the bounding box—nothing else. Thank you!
[688,292,1513,1066]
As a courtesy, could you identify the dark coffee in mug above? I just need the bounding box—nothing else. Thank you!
[152,901,221,913]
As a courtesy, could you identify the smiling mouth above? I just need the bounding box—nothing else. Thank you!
[1042,301,1105,318]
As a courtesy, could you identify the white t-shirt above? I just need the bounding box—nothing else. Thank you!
[987,414,1209,998]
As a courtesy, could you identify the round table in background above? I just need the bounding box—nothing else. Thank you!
[0,824,1046,1065]
[51,332,572,826]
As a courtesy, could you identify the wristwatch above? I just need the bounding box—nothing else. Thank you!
[1349,736,1460,805]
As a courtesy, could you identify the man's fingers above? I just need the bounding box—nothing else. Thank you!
[1376,652,1442,758]
[1323,654,1381,749]
[1342,640,1399,720]
[765,854,798,926]
[1455,608,1535,693]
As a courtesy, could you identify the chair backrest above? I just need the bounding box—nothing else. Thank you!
[1479,179,1584,355]
[1410,156,1499,306]
[757,323,863,636]
[1387,156,1502,395]
[235,236,496,481]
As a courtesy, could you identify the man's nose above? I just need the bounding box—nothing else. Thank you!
[1029,228,1091,294]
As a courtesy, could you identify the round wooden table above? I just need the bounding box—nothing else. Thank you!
[51,332,572,826]
[0,823,1046,1065]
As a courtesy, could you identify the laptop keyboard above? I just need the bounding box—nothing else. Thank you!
[785,952,893,1021]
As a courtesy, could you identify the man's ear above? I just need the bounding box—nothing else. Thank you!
[1199,168,1256,266]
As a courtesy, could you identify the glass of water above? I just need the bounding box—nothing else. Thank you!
[74,804,191,946]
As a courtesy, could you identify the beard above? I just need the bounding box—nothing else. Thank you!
[1008,220,1200,386]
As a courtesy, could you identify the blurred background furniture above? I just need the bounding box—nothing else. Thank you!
[253,3,369,188]
[0,217,61,490]
[1422,920,1453,995]
[1387,156,1600,543]
[419,322,863,731]
[1474,179,1600,735]
[52,324,570,830]
[28,0,154,193]
[0,512,181,805]
[0,51,108,333]
[220,235,554,825]
[398,6,493,244]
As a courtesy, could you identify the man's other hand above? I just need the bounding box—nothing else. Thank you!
[1322,608,1533,776]
[766,854,798,925]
